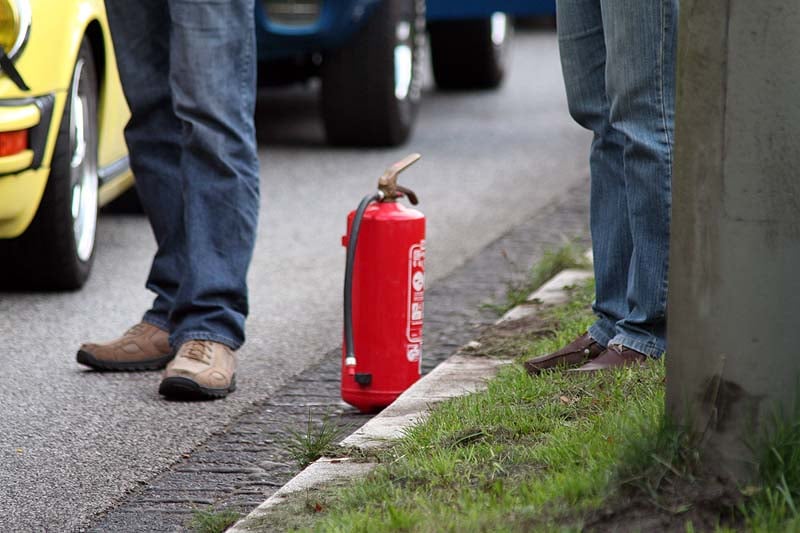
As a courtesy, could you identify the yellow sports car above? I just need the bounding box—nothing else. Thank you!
[0,0,133,290]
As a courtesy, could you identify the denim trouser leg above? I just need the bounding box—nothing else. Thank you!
[557,0,677,357]
[105,0,183,333]
[105,0,260,350]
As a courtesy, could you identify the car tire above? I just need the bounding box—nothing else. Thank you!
[429,13,512,90]
[321,0,425,147]
[0,38,99,290]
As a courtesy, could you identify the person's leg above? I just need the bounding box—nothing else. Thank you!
[166,0,260,351]
[77,0,185,371]
[556,0,632,348]
[105,0,184,332]
[601,0,678,357]
[524,0,632,376]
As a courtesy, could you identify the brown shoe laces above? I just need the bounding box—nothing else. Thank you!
[181,340,214,364]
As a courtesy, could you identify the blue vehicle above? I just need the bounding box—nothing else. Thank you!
[255,1,556,146]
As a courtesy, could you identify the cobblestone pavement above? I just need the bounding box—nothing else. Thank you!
[87,181,590,532]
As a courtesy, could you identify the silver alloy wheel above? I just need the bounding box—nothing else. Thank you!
[394,20,413,101]
[68,58,98,263]
[491,12,508,46]
[490,12,510,72]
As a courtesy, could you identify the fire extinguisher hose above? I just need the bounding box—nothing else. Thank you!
[344,191,384,371]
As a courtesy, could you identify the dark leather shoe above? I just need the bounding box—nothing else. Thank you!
[524,332,605,375]
[569,344,647,373]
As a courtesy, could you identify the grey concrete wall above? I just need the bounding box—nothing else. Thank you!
[667,0,800,481]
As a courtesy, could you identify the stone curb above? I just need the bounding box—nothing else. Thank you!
[227,265,593,532]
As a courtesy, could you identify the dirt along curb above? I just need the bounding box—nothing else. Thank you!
[228,263,594,532]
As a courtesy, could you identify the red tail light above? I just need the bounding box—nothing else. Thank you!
[0,129,28,157]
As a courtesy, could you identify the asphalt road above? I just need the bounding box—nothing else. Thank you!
[0,29,590,530]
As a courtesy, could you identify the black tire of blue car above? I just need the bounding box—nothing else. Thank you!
[0,38,99,290]
[321,0,425,146]
[429,14,513,90]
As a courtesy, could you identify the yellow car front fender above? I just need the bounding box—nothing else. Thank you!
[0,167,49,237]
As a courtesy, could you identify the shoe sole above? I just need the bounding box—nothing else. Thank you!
[158,375,237,400]
[76,350,174,371]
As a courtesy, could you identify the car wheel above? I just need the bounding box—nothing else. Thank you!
[321,0,425,146]
[429,13,512,90]
[0,38,99,290]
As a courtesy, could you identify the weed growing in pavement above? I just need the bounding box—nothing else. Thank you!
[527,240,591,292]
[187,507,240,533]
[485,239,590,316]
[286,410,343,469]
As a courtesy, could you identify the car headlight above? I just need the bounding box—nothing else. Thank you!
[0,0,31,60]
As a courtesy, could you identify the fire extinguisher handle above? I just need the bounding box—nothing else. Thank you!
[378,153,421,200]
[395,185,419,205]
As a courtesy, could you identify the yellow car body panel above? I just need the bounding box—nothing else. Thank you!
[0,102,39,131]
[0,0,132,238]
[0,149,33,172]
[0,167,48,235]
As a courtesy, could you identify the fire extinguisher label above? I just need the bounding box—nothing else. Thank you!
[407,344,421,362]
[407,241,425,347]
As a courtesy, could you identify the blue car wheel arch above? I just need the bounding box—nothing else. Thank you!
[255,0,556,62]
[255,0,381,61]
[426,0,556,21]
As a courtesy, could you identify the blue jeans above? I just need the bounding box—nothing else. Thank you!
[557,0,677,357]
[105,0,260,350]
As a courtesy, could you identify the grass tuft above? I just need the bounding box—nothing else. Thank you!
[486,240,591,315]
[743,399,800,531]
[614,408,700,501]
[286,411,343,469]
[188,508,241,533]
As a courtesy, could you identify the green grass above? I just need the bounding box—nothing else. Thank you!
[188,508,241,533]
[742,401,800,532]
[286,411,344,469]
[273,280,675,532]
[237,277,800,532]
[486,240,591,316]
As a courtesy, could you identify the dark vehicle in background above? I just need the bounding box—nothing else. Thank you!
[255,0,556,146]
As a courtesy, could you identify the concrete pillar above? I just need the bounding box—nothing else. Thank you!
[667,0,800,482]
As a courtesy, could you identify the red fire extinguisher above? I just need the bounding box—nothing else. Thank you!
[341,153,425,413]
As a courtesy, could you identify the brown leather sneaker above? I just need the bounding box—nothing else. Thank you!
[77,322,173,371]
[569,344,648,373]
[523,332,605,375]
[159,340,236,400]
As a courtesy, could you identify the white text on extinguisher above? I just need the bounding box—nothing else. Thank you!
[407,241,425,344]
